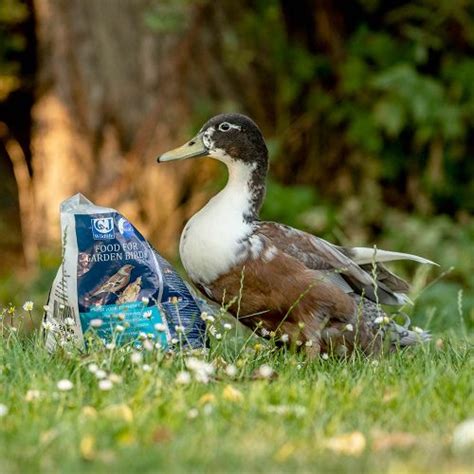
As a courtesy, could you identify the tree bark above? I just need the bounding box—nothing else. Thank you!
[30,0,231,258]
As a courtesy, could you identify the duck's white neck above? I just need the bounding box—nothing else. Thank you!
[219,159,258,213]
[179,158,265,284]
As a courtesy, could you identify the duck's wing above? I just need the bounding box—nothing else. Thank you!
[256,222,436,306]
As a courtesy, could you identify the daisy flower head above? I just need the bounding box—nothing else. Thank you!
[57,379,74,391]
[452,419,474,453]
[23,301,34,312]
[42,321,54,332]
[25,390,41,402]
[88,363,99,373]
[130,352,143,364]
[154,323,166,332]
[176,371,191,385]
[225,364,238,377]
[95,369,107,380]
[175,325,185,334]
[143,339,154,352]
[90,318,103,328]
[108,373,123,384]
[186,358,214,384]
[257,364,273,379]
[98,379,113,391]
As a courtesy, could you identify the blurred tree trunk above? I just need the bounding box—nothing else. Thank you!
[26,0,361,265]
[30,0,227,259]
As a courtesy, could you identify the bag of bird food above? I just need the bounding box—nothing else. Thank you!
[43,193,207,352]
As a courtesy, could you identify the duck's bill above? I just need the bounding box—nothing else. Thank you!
[157,134,208,162]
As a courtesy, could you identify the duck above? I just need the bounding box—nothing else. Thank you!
[157,113,434,357]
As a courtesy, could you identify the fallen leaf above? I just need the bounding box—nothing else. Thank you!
[152,426,172,444]
[326,431,366,456]
[102,404,133,423]
[350,384,363,398]
[274,442,296,462]
[81,406,97,419]
[222,385,243,403]
[97,449,116,464]
[372,431,417,451]
[80,435,96,461]
[39,429,58,446]
[382,390,399,403]
[198,393,216,405]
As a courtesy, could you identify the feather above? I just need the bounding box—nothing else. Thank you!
[256,222,414,306]
[359,263,410,293]
[349,247,437,266]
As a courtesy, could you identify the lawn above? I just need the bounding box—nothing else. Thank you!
[0,301,472,474]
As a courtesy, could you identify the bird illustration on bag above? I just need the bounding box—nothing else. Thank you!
[117,276,143,304]
[90,264,134,298]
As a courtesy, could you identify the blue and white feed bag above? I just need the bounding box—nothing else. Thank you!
[43,194,207,351]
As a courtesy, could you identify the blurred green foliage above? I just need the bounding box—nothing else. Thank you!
[209,0,474,216]
[0,0,28,99]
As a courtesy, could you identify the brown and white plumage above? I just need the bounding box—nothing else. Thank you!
[158,113,434,357]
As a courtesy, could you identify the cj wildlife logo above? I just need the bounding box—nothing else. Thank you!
[91,217,115,240]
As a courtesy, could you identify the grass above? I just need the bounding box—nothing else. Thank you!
[0,304,472,474]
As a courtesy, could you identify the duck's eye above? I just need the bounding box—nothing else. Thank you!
[219,122,231,132]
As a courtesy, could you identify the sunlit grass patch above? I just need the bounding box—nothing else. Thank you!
[0,303,472,473]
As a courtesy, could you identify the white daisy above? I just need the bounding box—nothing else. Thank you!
[176,371,191,385]
[98,379,113,391]
[57,379,73,391]
[22,301,34,312]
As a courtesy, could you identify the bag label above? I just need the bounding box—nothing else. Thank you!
[75,212,169,346]
[81,302,167,347]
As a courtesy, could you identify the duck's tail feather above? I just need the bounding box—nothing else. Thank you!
[350,247,438,266]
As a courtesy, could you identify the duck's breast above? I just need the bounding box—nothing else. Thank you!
[179,196,253,285]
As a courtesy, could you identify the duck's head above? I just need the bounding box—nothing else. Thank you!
[157,113,268,170]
